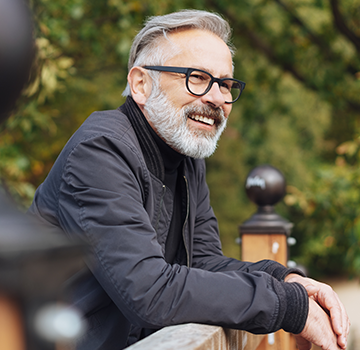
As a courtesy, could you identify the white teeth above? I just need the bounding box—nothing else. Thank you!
[190,115,214,126]
[204,117,214,125]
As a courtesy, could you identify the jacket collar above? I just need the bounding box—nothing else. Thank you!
[120,97,165,182]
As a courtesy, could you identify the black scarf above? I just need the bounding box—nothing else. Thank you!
[120,96,165,182]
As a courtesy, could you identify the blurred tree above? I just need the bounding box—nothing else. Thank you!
[205,0,360,276]
[1,0,359,277]
[284,138,360,278]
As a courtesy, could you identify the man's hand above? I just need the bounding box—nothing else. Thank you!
[285,274,350,349]
[294,298,341,350]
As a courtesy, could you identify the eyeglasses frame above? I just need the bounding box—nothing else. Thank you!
[142,66,246,104]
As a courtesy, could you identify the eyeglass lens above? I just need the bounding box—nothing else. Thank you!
[187,70,242,103]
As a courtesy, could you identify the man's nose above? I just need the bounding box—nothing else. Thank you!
[200,82,226,108]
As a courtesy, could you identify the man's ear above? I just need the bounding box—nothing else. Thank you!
[127,67,152,107]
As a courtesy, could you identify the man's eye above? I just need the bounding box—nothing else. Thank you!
[190,74,206,81]
[221,81,232,90]
[189,71,211,85]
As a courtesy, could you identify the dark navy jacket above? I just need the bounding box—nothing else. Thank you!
[28,99,308,349]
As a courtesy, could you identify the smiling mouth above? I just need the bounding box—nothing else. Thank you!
[188,114,215,126]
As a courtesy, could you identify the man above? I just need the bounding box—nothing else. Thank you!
[28,10,349,350]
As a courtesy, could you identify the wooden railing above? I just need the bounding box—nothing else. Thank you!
[125,324,265,350]
[125,324,298,350]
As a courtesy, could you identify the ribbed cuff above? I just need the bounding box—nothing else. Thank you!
[280,282,308,334]
[260,261,306,281]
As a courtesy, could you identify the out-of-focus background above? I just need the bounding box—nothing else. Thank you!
[1,0,359,346]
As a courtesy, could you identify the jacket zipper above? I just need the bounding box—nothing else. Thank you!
[155,185,166,233]
[182,175,190,267]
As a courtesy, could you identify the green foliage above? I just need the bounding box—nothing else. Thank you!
[1,0,360,278]
[285,140,360,278]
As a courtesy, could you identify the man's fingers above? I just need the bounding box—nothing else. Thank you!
[304,283,319,296]
[317,284,348,331]
[308,280,350,349]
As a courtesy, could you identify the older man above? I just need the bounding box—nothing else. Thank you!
[28,10,349,350]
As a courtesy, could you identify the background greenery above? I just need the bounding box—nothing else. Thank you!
[1,0,359,279]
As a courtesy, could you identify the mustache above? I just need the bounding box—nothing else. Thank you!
[183,105,225,125]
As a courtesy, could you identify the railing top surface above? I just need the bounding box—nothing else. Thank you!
[125,324,264,350]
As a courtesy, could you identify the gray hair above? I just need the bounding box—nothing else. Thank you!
[123,9,234,96]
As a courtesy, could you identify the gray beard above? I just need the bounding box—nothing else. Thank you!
[144,88,227,159]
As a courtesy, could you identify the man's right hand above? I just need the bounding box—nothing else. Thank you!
[294,298,344,350]
[285,274,349,348]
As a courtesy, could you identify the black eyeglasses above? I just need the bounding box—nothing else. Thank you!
[143,66,246,104]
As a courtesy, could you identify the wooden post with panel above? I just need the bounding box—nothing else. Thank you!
[239,165,297,350]
[0,195,86,350]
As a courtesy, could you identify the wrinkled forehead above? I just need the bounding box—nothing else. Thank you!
[160,29,234,76]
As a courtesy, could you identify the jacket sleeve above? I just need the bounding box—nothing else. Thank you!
[53,135,307,335]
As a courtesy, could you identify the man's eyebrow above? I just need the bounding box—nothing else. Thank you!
[191,65,234,78]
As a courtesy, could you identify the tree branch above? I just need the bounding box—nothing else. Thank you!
[205,0,360,112]
[274,0,358,75]
[330,0,360,53]
[235,23,308,84]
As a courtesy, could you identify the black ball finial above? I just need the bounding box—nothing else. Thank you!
[245,165,286,207]
[0,0,35,123]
